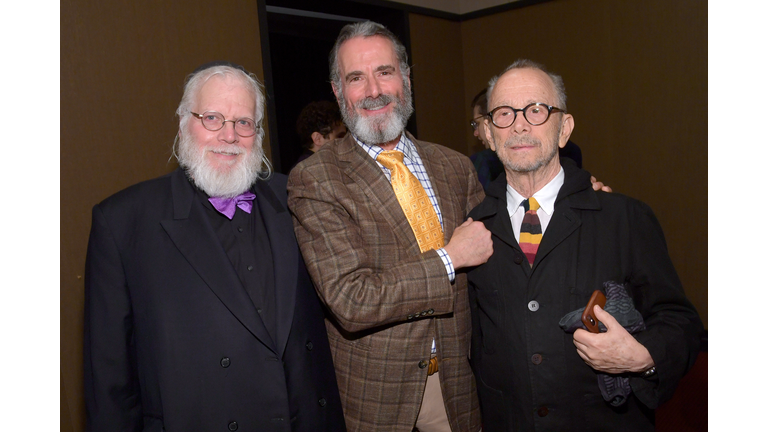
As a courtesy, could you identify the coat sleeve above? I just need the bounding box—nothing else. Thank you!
[287,161,459,334]
[624,199,703,409]
[83,204,142,432]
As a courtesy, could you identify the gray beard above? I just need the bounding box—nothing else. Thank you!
[177,132,263,198]
[338,84,414,146]
[497,126,561,173]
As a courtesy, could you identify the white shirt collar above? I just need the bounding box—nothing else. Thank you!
[506,166,565,217]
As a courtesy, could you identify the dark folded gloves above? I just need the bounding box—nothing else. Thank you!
[558,281,646,406]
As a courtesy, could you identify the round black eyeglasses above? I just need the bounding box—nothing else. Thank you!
[487,103,564,128]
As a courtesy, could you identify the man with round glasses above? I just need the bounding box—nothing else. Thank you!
[466,59,702,431]
[83,62,345,431]
[469,89,587,191]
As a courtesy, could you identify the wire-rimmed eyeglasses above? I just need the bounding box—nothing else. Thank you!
[190,111,259,137]
[487,103,565,128]
[469,115,485,131]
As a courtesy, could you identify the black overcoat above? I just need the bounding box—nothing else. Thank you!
[83,168,345,432]
[467,161,702,432]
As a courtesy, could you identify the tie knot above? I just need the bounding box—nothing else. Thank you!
[523,197,540,212]
[377,150,405,170]
[209,191,256,219]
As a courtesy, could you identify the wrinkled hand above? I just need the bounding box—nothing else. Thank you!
[573,305,653,374]
[590,176,613,193]
[443,217,493,270]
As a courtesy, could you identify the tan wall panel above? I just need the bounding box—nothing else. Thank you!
[458,0,708,326]
[409,15,466,153]
[61,1,264,430]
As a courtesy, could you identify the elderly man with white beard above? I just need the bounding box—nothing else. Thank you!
[287,21,493,432]
[83,62,345,432]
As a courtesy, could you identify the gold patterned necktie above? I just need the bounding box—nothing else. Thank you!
[377,150,444,252]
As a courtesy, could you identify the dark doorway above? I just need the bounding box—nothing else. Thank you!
[261,0,416,173]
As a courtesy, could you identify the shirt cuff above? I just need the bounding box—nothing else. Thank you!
[437,248,455,282]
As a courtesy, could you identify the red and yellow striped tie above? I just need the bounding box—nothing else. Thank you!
[519,197,542,266]
[377,150,444,252]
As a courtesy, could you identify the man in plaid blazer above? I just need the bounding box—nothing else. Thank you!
[287,21,493,432]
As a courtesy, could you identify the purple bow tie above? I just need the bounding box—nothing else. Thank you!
[208,191,256,220]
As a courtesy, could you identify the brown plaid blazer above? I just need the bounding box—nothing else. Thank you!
[287,132,484,432]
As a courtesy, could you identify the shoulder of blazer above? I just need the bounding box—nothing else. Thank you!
[94,169,179,216]
[406,131,472,168]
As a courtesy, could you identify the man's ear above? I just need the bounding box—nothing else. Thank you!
[331,81,341,100]
[311,131,325,147]
[558,114,575,149]
[484,120,498,152]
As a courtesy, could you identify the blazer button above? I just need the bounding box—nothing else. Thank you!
[528,301,539,312]
[318,398,327,407]
[531,354,543,365]
[537,406,549,417]
[220,357,231,368]
[420,311,427,316]
[306,341,314,351]
[228,421,238,431]
[419,360,429,369]
[513,251,523,264]
[427,309,434,315]
[407,314,414,320]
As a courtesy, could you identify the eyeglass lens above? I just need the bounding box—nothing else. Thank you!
[197,112,257,136]
[491,104,553,128]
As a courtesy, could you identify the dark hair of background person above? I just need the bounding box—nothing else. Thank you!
[295,100,343,150]
[471,88,488,115]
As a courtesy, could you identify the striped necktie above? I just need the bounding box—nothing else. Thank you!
[519,197,542,266]
[377,150,444,252]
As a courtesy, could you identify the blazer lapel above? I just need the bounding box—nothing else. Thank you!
[160,169,278,354]
[414,137,459,244]
[253,180,296,359]
[337,135,421,255]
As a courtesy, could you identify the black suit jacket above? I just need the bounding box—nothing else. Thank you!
[84,168,345,432]
[467,161,702,432]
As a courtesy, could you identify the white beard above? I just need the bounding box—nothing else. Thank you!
[177,132,263,198]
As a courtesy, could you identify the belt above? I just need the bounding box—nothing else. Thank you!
[428,357,439,376]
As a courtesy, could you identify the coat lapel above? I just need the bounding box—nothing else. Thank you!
[532,163,595,269]
[253,179,296,359]
[160,169,278,354]
[337,134,422,255]
[414,135,459,243]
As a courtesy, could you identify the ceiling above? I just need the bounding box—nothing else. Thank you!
[388,0,521,15]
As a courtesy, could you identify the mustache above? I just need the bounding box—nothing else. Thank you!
[502,135,541,148]
[206,144,245,155]
[356,94,394,110]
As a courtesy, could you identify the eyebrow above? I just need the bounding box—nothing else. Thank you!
[344,64,397,82]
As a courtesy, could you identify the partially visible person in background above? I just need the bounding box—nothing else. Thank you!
[470,88,586,190]
[294,100,347,167]
[469,89,504,189]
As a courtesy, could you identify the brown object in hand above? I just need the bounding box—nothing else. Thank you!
[581,290,607,333]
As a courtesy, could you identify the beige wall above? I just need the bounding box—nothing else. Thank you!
[409,15,466,152]
[62,1,706,430]
[409,0,707,327]
[60,1,265,430]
